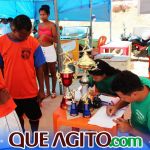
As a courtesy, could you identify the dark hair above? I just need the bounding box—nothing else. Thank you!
[7,17,13,23]
[39,5,50,15]
[111,71,143,95]
[89,59,121,76]
[12,15,32,31]
[1,18,7,24]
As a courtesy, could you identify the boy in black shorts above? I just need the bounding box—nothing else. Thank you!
[0,15,46,134]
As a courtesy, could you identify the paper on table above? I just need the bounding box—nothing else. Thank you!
[88,106,125,128]
[99,95,120,105]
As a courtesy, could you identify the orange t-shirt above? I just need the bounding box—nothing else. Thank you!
[0,70,16,118]
[0,35,43,99]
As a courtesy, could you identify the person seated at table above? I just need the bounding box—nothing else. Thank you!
[88,59,121,96]
[107,71,150,144]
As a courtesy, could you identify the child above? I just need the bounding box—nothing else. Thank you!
[88,59,121,96]
[0,70,22,149]
[0,15,45,135]
[107,71,150,144]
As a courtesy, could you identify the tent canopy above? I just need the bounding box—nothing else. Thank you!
[0,0,111,22]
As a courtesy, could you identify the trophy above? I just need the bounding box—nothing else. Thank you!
[77,38,96,96]
[77,93,91,117]
[77,39,96,112]
[83,100,91,118]
[57,52,76,110]
[70,96,78,116]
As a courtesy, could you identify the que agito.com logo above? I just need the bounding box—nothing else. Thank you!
[7,131,143,149]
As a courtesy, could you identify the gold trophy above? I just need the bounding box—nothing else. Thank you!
[77,38,96,95]
[77,38,96,113]
[57,52,76,110]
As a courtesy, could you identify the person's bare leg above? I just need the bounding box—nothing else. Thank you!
[48,62,57,98]
[43,63,50,96]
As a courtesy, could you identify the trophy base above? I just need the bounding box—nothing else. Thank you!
[70,102,78,116]
[70,113,78,117]
[83,115,91,118]
[83,110,91,118]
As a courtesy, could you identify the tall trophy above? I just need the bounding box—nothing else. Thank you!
[77,38,96,96]
[57,52,76,110]
[77,38,96,113]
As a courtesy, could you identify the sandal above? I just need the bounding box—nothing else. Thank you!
[51,92,56,99]
[45,92,50,98]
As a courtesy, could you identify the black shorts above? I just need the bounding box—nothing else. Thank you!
[14,97,42,121]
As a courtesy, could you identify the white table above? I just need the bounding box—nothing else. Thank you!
[94,55,132,71]
[99,41,132,56]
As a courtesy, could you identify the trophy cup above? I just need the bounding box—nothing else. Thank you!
[77,39,96,112]
[57,52,76,110]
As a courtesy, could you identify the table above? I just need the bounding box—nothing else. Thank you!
[99,41,132,56]
[53,107,117,136]
[94,55,132,71]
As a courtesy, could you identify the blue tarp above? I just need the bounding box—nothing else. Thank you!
[0,0,35,18]
[0,0,111,22]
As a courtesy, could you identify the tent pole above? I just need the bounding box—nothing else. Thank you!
[89,0,93,48]
[110,0,112,42]
[54,0,63,95]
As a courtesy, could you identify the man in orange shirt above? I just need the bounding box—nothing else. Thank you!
[0,70,22,149]
[0,15,46,135]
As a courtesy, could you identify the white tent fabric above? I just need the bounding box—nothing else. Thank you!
[138,0,150,14]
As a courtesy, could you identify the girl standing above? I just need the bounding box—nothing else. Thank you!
[38,5,58,98]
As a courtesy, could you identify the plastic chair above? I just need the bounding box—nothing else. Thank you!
[91,36,107,56]
[97,36,107,53]
[97,36,107,48]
